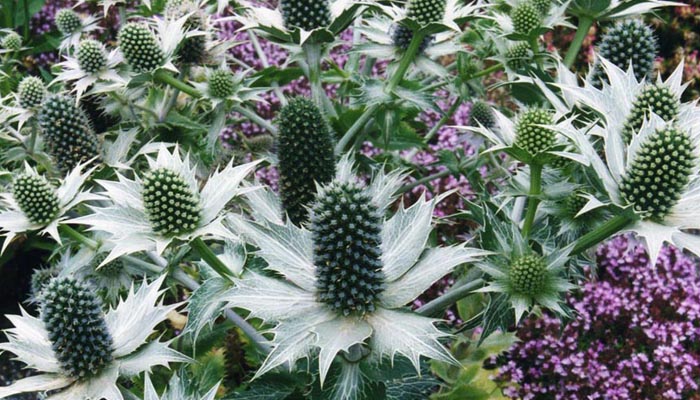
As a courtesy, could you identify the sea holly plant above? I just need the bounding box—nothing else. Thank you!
[0,0,696,399]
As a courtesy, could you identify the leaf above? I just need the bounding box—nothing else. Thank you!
[226,371,307,400]
[478,293,514,345]
[385,373,439,400]
[183,277,231,343]
[165,110,207,133]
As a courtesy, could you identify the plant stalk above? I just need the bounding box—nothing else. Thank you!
[154,69,202,99]
[571,213,635,255]
[59,225,99,248]
[386,30,426,94]
[303,42,336,118]
[417,278,485,317]
[232,105,279,135]
[521,163,543,238]
[334,104,379,154]
[564,16,594,68]
[190,237,233,282]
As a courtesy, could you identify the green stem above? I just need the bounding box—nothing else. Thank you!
[154,69,202,99]
[398,169,452,194]
[417,278,485,317]
[303,43,336,118]
[232,105,278,135]
[469,63,504,80]
[334,104,379,154]
[26,120,38,155]
[122,255,163,274]
[521,163,543,238]
[59,225,98,249]
[386,30,426,94]
[571,213,635,255]
[528,36,539,55]
[190,237,233,281]
[564,16,594,68]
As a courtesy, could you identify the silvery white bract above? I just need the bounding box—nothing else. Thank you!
[491,0,573,36]
[225,156,489,399]
[0,162,99,253]
[569,0,684,20]
[56,10,101,52]
[68,145,260,265]
[143,373,219,400]
[0,276,189,399]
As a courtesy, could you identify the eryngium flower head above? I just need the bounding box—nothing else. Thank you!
[531,0,551,15]
[406,0,447,25]
[470,101,496,128]
[29,266,57,301]
[312,181,385,316]
[38,95,101,172]
[597,20,656,82]
[509,254,547,296]
[142,167,202,237]
[17,76,46,109]
[506,41,531,70]
[76,39,108,74]
[208,69,236,99]
[514,108,555,154]
[277,97,335,225]
[55,8,82,36]
[391,24,433,53]
[41,277,114,378]
[280,0,331,31]
[620,126,695,221]
[511,2,541,35]
[118,22,164,72]
[1,31,21,50]
[621,83,680,142]
[12,174,60,226]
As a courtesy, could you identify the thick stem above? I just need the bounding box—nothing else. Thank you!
[154,69,202,99]
[470,63,504,80]
[521,163,542,238]
[190,237,233,281]
[417,278,485,317]
[59,225,99,249]
[564,16,594,68]
[232,105,278,135]
[334,104,379,154]
[27,121,38,155]
[398,169,452,194]
[386,30,426,94]
[303,43,336,118]
[122,255,163,274]
[571,213,635,255]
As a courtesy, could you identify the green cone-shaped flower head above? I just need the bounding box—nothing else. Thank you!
[17,76,47,109]
[407,0,447,25]
[77,39,107,74]
[514,108,555,154]
[118,22,164,72]
[2,31,21,50]
[142,167,201,237]
[564,192,588,218]
[311,181,385,316]
[391,24,433,53]
[511,2,541,35]
[208,69,236,99]
[41,277,114,378]
[509,254,547,296]
[13,174,60,225]
[55,8,82,36]
[30,267,57,300]
[622,84,680,142]
[620,126,695,221]
[530,0,551,15]
[38,95,101,172]
[470,101,496,128]
[280,0,331,31]
[91,253,125,278]
[506,41,531,70]
[597,20,656,82]
[277,97,335,225]
[166,0,208,64]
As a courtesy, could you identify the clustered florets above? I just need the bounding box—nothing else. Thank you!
[509,254,547,296]
[596,20,657,83]
[208,69,236,99]
[13,174,60,225]
[470,101,496,128]
[311,181,385,316]
[76,39,108,74]
[17,76,46,109]
[622,84,680,142]
[280,0,331,31]
[117,22,164,72]
[511,2,541,35]
[142,167,202,237]
[514,108,555,154]
[55,8,82,36]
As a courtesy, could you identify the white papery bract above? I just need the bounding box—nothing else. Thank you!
[225,156,489,399]
[55,9,100,52]
[68,145,260,265]
[144,373,219,400]
[0,275,189,399]
[569,0,684,20]
[0,162,99,254]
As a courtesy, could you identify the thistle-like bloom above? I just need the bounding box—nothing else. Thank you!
[54,8,100,51]
[0,76,47,130]
[233,0,365,45]
[490,0,571,39]
[593,19,657,83]
[190,67,266,109]
[476,221,574,323]
[226,157,489,395]
[0,162,98,253]
[356,0,483,77]
[117,15,191,74]
[53,39,126,100]
[69,146,260,264]
[0,30,24,54]
[0,275,189,399]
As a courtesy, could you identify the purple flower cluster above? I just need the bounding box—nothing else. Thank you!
[493,235,700,399]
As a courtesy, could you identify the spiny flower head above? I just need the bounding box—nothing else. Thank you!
[597,20,657,82]
[38,95,101,172]
[620,126,695,221]
[12,174,60,226]
[30,267,57,301]
[511,2,542,35]
[622,83,680,142]
[280,0,331,31]
[165,0,208,64]
[530,0,551,15]
[391,24,433,53]
[141,167,202,237]
[55,8,82,36]
[17,76,46,109]
[509,254,547,296]
[406,0,447,26]
[564,192,588,218]
[277,97,335,225]
[514,108,555,154]
[76,39,108,74]
[311,180,385,316]
[470,101,496,128]
[91,252,125,278]
[41,277,114,378]
[506,42,531,70]
[208,69,237,99]
[1,31,21,50]
[118,22,164,72]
